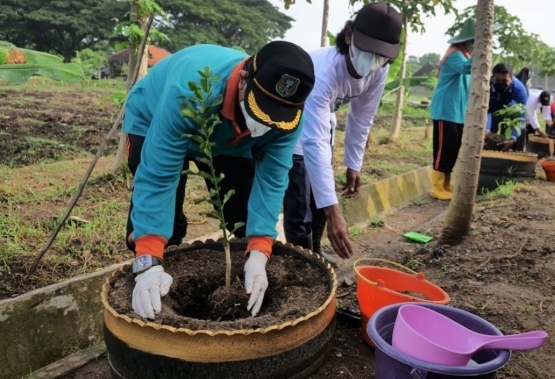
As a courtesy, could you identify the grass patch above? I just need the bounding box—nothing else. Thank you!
[348,224,363,240]
[368,216,385,228]
[333,123,432,185]
[0,157,216,274]
[479,180,519,201]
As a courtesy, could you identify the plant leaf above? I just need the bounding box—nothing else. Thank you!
[196,157,211,165]
[181,108,197,120]
[223,189,235,205]
[182,169,198,176]
[200,210,223,221]
[212,94,223,107]
[230,222,245,235]
[196,171,213,180]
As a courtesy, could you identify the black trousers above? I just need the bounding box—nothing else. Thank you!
[433,120,464,174]
[125,134,254,252]
[282,154,326,237]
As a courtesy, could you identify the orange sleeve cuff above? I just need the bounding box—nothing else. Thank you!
[134,235,167,260]
[246,236,274,258]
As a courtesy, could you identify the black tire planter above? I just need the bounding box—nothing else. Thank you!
[101,239,338,379]
[527,135,555,159]
[479,150,538,191]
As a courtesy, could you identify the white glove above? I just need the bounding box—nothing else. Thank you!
[244,249,268,317]
[132,266,173,319]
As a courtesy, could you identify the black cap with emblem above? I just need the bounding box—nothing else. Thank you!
[244,41,315,133]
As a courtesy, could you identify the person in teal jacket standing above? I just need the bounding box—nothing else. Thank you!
[123,41,315,320]
[429,19,475,200]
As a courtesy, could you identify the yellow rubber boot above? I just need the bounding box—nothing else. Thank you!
[431,171,453,200]
[444,173,454,193]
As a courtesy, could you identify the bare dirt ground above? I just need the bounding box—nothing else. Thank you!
[60,182,555,378]
[0,88,120,167]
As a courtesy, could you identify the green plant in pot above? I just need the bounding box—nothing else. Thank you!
[101,67,337,379]
[484,103,527,151]
[180,67,245,296]
[480,103,538,191]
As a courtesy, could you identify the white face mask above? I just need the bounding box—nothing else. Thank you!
[240,101,272,137]
[349,36,389,77]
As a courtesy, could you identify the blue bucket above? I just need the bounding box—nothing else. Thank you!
[367,303,511,379]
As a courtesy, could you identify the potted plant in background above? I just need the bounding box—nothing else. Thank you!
[480,103,538,191]
[101,67,338,379]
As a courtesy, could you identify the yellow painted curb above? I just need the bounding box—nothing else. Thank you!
[342,166,433,226]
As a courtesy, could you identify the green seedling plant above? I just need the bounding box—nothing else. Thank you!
[493,103,528,140]
[180,66,244,288]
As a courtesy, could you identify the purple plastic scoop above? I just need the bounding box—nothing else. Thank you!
[392,304,548,366]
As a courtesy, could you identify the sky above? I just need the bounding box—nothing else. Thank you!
[268,0,555,58]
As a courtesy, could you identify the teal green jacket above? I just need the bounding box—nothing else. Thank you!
[430,52,473,124]
[123,45,301,256]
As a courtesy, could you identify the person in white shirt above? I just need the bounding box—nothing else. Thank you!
[282,2,402,263]
[525,90,550,139]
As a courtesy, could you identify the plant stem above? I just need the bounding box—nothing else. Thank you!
[206,155,232,287]
[224,241,231,288]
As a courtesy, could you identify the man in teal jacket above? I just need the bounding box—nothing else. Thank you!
[124,42,315,319]
[429,19,475,200]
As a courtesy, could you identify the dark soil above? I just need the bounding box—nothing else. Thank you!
[107,247,330,330]
[0,88,119,167]
[484,133,507,151]
[386,184,555,379]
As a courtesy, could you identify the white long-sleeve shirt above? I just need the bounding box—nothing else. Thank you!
[294,47,387,209]
[526,90,551,130]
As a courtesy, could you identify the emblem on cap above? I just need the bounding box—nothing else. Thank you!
[276,74,300,98]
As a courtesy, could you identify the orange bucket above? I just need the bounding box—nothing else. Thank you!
[354,258,450,346]
[540,159,555,182]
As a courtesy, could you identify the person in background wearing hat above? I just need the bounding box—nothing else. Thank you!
[282,3,402,262]
[429,19,475,200]
[124,41,315,319]
[525,90,551,139]
[486,62,528,152]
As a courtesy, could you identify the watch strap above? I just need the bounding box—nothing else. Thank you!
[132,255,162,275]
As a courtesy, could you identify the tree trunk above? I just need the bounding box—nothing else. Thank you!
[439,0,495,245]
[112,0,150,174]
[388,17,408,143]
[544,74,549,91]
[320,0,330,47]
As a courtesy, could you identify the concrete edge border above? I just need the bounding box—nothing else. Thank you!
[22,344,106,379]
[340,165,433,225]
[1,166,433,379]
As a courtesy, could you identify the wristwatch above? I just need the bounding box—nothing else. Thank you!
[132,255,162,276]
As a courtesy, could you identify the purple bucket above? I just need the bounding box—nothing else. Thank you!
[367,303,511,379]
